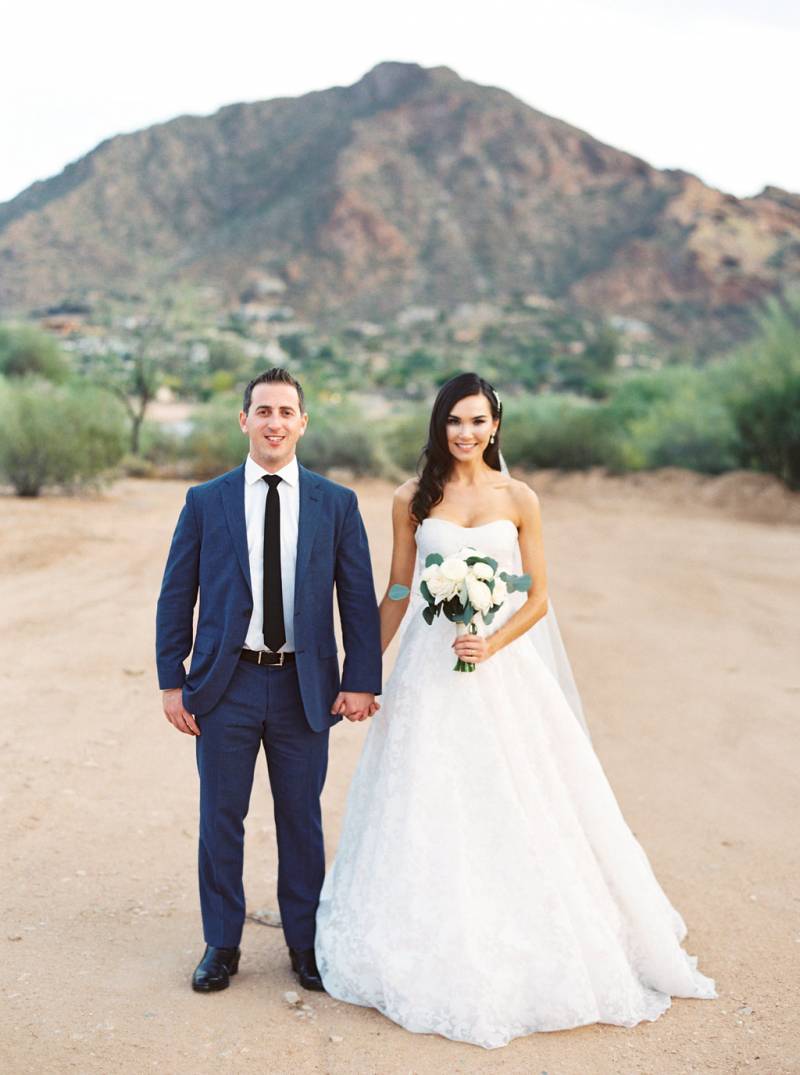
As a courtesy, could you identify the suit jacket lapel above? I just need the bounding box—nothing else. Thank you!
[219,463,251,592]
[295,463,322,606]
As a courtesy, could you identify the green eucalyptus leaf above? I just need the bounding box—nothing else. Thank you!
[458,602,475,624]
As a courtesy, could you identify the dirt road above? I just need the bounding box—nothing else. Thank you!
[1,472,798,1074]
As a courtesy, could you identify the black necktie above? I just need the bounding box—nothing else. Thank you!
[262,474,286,652]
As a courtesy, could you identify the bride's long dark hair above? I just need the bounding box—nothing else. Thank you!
[411,373,503,523]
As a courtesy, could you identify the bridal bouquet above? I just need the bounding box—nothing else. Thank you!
[390,547,531,672]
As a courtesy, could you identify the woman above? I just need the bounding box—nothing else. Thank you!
[314,373,716,1049]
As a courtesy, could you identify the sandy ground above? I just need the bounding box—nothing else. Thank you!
[1,470,798,1075]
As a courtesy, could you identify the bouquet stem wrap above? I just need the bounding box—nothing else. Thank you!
[454,620,480,673]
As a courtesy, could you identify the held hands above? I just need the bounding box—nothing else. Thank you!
[331,691,381,723]
[164,687,379,732]
[162,688,200,736]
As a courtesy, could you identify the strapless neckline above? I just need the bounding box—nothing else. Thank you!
[420,517,518,533]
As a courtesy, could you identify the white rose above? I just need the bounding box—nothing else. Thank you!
[471,561,494,581]
[466,576,493,614]
[440,556,468,582]
[421,566,449,599]
[491,577,508,607]
[421,564,441,585]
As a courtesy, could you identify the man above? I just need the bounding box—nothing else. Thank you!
[156,368,382,994]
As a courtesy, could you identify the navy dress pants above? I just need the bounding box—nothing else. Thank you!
[195,658,330,950]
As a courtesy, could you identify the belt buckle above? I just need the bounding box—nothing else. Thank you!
[257,650,284,666]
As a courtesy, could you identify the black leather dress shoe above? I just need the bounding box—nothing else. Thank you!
[191,945,241,992]
[289,946,325,991]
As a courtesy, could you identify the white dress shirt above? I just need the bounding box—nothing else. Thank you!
[242,453,299,652]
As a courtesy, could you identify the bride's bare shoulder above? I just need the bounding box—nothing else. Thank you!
[507,476,541,516]
[393,477,418,505]
[392,478,420,528]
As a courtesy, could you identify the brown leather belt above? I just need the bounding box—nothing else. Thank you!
[240,648,296,667]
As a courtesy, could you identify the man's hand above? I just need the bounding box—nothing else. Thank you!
[162,688,200,736]
[331,691,380,723]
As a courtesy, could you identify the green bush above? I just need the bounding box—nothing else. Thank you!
[618,392,740,473]
[0,378,127,496]
[184,395,386,478]
[184,395,247,478]
[379,394,620,475]
[501,394,621,470]
[603,366,740,473]
[711,294,800,488]
[0,324,70,383]
[381,411,429,473]
[138,421,187,467]
[298,403,384,476]
[604,367,689,427]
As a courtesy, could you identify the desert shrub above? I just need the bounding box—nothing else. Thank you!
[381,411,430,473]
[599,364,741,473]
[501,394,621,470]
[184,395,385,478]
[617,391,740,472]
[119,454,157,478]
[298,403,384,476]
[139,420,188,467]
[183,395,246,477]
[711,294,800,488]
[0,324,70,383]
[604,367,691,427]
[379,394,620,474]
[0,378,127,496]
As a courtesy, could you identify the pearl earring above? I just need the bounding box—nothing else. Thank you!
[490,433,496,444]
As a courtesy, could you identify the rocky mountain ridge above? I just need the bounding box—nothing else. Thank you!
[2,61,798,349]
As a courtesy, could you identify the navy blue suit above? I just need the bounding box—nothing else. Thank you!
[156,461,382,949]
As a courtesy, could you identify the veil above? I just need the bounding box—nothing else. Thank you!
[498,452,592,741]
[395,454,592,742]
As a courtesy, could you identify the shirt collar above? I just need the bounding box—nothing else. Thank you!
[244,453,299,487]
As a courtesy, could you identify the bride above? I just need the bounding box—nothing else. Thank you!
[314,372,717,1049]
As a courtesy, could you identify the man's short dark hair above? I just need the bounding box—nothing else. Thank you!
[243,368,305,415]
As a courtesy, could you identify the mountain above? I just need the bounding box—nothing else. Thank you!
[1,61,798,348]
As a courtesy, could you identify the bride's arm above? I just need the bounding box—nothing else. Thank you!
[488,482,549,655]
[454,482,549,664]
[378,481,418,654]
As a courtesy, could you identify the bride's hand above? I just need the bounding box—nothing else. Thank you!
[451,634,493,664]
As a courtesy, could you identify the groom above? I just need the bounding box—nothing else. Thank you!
[156,368,382,993]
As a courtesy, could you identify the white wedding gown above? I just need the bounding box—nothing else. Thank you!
[315,518,717,1049]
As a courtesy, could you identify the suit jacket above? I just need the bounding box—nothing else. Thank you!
[155,461,382,731]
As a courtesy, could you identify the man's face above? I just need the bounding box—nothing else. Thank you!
[239,382,308,471]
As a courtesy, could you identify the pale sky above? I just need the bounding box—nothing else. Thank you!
[2,0,797,205]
